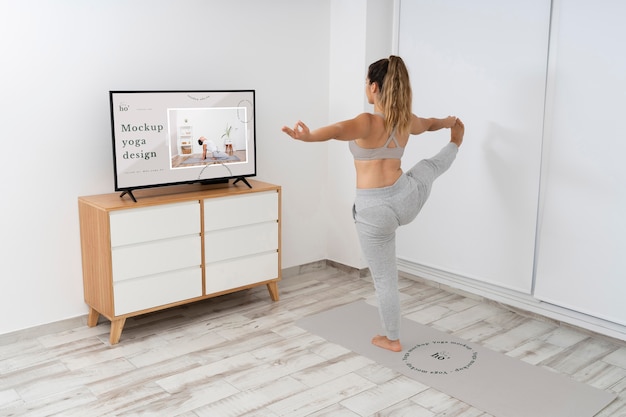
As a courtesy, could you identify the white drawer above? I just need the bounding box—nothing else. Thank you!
[204,191,278,231]
[110,201,200,247]
[205,252,278,295]
[205,221,278,263]
[112,235,201,282]
[114,267,202,315]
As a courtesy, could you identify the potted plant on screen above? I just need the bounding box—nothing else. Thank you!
[222,123,234,155]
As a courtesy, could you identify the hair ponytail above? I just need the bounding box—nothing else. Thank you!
[368,55,413,136]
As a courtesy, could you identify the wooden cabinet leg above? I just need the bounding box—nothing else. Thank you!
[87,307,100,327]
[267,282,280,301]
[109,318,126,345]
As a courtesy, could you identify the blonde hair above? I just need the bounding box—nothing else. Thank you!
[367,55,413,136]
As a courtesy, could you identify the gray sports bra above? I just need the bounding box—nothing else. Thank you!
[349,125,405,161]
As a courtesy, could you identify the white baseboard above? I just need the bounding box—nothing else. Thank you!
[397,258,626,342]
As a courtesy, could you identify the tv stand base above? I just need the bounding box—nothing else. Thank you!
[119,189,137,203]
[234,176,252,188]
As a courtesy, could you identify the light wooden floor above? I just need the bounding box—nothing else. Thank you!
[1,263,624,416]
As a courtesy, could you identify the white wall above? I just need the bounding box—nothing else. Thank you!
[534,0,626,326]
[396,0,550,294]
[395,0,626,338]
[0,0,333,335]
[326,0,396,269]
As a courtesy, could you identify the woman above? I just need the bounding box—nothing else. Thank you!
[198,136,229,160]
[282,55,464,352]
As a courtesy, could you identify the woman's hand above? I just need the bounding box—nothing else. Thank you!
[442,116,457,128]
[282,120,311,141]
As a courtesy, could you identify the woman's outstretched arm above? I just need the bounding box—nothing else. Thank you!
[410,115,457,135]
[282,113,372,142]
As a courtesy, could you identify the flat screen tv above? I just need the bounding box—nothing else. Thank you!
[109,90,256,201]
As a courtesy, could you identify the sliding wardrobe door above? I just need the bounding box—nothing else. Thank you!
[534,0,626,325]
[396,0,551,293]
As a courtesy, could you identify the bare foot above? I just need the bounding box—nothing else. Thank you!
[371,335,402,352]
[451,118,464,147]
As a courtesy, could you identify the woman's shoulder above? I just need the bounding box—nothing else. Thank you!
[354,112,385,126]
[355,112,376,120]
[347,112,376,131]
[350,112,388,143]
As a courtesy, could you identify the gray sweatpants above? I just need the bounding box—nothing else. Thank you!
[353,142,458,340]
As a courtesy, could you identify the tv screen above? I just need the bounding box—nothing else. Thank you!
[109,90,256,199]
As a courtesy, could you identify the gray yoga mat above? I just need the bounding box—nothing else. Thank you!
[179,155,240,165]
[297,300,616,417]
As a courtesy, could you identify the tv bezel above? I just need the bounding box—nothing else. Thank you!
[109,89,257,196]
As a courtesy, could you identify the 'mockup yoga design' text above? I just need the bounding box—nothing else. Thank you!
[121,123,164,133]
[120,123,164,161]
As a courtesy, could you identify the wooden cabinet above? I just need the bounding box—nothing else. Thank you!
[78,180,281,344]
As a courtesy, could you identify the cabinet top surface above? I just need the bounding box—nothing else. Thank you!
[78,179,280,210]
